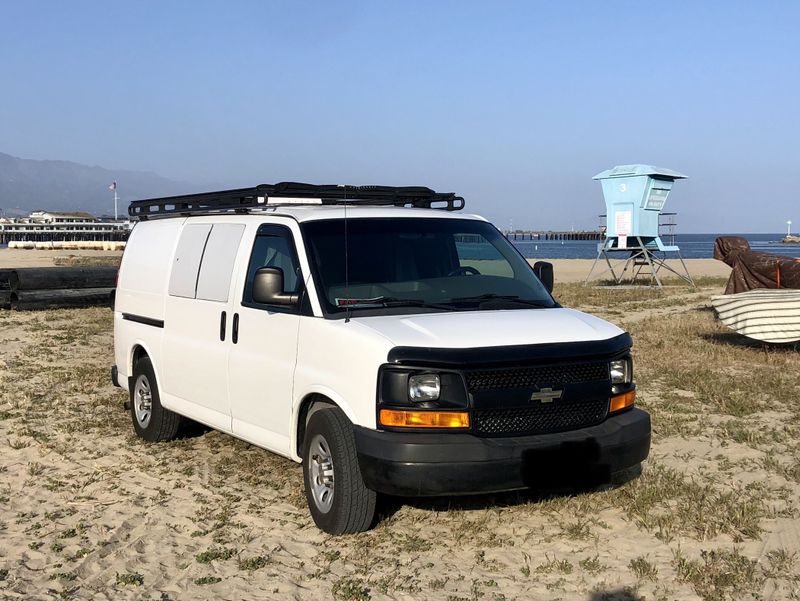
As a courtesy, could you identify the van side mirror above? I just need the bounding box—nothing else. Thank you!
[252,267,299,305]
[533,261,554,293]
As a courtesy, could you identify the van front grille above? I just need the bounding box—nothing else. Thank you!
[465,359,611,436]
[473,398,608,437]
[465,361,608,392]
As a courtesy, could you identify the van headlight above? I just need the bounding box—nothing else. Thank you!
[378,367,467,410]
[610,357,632,385]
[408,373,440,402]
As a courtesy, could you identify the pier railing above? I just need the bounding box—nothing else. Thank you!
[504,230,604,241]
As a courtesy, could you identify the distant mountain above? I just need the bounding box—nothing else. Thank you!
[0,152,197,217]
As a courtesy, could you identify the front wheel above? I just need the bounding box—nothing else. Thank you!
[302,407,376,534]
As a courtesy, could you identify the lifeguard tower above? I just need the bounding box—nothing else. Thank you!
[585,164,694,287]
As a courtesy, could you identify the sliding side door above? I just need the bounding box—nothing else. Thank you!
[161,221,245,431]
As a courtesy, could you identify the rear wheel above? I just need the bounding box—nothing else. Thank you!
[130,356,182,442]
[303,407,376,534]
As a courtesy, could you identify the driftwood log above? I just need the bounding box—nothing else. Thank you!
[1,270,13,308]
[0,269,12,290]
[10,288,114,310]
[9,267,117,291]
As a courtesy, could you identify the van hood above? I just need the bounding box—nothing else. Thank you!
[353,308,624,349]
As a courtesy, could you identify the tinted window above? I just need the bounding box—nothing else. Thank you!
[302,218,555,315]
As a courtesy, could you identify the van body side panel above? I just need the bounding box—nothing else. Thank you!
[291,318,392,461]
[114,219,184,383]
[161,296,232,431]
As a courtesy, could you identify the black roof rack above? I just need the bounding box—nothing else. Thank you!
[128,182,465,219]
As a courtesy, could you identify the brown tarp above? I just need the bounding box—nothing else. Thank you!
[714,236,800,294]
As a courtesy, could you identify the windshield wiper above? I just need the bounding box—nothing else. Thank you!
[451,294,553,308]
[370,296,456,310]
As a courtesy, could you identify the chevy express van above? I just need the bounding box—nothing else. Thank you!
[113,183,650,534]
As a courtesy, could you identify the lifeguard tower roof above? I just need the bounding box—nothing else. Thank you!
[592,165,688,180]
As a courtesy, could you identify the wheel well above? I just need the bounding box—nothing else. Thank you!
[296,394,337,456]
[131,345,148,373]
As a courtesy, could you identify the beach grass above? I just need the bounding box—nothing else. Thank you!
[1,281,799,599]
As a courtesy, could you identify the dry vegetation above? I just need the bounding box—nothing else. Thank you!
[1,280,799,600]
[52,255,121,268]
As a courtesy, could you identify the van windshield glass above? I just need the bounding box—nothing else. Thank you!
[301,218,556,315]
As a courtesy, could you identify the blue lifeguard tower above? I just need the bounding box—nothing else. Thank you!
[585,164,694,287]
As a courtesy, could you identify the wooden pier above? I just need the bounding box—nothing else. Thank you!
[504,230,604,241]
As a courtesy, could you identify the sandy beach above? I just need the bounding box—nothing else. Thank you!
[3,266,800,599]
[0,249,123,269]
[0,248,732,283]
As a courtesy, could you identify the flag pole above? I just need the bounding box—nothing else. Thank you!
[114,188,118,221]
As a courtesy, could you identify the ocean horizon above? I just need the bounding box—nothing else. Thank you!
[509,233,800,260]
[2,233,798,260]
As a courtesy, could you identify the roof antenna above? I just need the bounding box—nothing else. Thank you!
[341,185,351,323]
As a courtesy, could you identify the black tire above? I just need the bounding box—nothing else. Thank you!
[302,407,376,534]
[129,356,182,442]
[611,462,643,486]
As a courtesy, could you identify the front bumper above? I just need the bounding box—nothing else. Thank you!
[355,408,650,496]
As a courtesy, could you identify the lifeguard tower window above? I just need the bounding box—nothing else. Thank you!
[646,188,669,211]
[585,164,694,288]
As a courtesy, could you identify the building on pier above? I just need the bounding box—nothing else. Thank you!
[0,210,130,244]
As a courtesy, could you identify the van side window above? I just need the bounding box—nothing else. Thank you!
[196,224,245,302]
[168,223,245,301]
[168,224,212,298]
[243,227,302,306]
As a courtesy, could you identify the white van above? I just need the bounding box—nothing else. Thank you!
[113,183,650,534]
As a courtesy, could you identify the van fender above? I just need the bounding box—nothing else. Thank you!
[127,339,162,391]
[290,385,360,462]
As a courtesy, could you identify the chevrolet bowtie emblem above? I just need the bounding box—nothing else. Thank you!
[530,387,563,403]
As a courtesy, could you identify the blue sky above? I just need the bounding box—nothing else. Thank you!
[2,1,798,232]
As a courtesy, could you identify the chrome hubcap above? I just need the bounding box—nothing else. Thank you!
[133,375,153,428]
[309,434,334,513]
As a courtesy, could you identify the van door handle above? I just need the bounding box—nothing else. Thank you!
[219,311,227,341]
[232,313,239,344]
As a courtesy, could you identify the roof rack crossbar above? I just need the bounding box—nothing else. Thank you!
[129,182,465,218]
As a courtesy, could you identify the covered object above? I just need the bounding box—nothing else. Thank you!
[712,236,800,343]
[712,289,800,343]
[714,236,800,294]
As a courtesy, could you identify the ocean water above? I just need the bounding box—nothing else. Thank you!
[510,233,800,260]
[3,234,798,260]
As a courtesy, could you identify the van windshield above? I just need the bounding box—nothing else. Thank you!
[301,218,556,315]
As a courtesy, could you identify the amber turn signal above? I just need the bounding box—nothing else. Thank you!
[379,409,470,429]
[610,389,636,413]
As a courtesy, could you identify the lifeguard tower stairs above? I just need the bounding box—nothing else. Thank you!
[585,164,694,288]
